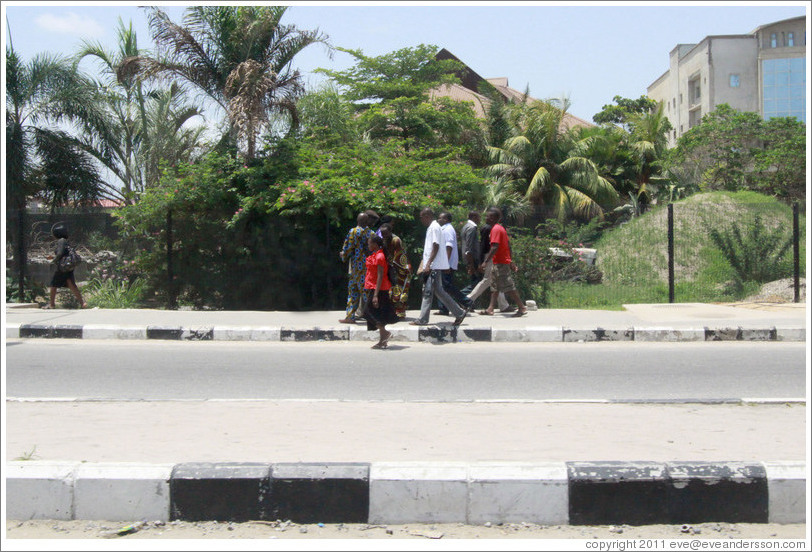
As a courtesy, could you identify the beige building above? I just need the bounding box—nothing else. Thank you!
[648,16,806,147]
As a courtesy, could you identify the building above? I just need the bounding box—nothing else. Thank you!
[647,16,806,147]
[432,48,594,131]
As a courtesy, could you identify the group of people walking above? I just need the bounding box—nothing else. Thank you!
[339,207,526,349]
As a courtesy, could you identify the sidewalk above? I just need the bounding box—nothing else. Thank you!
[5,401,807,525]
[5,301,807,342]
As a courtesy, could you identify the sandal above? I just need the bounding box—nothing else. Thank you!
[371,341,388,349]
[511,309,527,317]
[478,310,493,316]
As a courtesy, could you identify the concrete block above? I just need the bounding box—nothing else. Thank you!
[280,328,349,341]
[387,326,420,342]
[634,327,705,342]
[6,323,21,339]
[738,327,777,341]
[170,462,272,521]
[665,462,768,523]
[6,461,79,520]
[705,327,742,341]
[270,463,370,523]
[250,327,282,341]
[764,461,806,523]
[212,326,252,341]
[369,462,468,524]
[568,461,669,525]
[146,326,184,340]
[18,324,52,338]
[468,463,568,525]
[349,326,378,341]
[563,328,632,342]
[74,463,173,521]
[493,326,563,342]
[213,326,281,341]
[180,327,214,341]
[82,325,148,340]
[418,326,491,343]
[775,327,806,342]
[53,325,83,338]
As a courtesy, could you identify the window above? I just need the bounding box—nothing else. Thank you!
[729,74,740,88]
[771,33,777,48]
[762,57,806,123]
[787,32,795,47]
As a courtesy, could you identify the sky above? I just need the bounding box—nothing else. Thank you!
[2,1,809,123]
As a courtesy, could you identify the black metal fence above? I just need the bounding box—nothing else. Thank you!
[561,200,806,308]
[6,201,806,308]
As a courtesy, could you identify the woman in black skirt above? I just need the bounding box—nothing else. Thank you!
[363,234,399,349]
[45,223,86,309]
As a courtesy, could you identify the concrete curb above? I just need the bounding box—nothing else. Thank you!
[6,461,805,525]
[6,323,806,342]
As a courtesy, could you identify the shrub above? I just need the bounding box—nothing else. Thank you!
[706,213,793,288]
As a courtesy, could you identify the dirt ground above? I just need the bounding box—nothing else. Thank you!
[4,519,807,541]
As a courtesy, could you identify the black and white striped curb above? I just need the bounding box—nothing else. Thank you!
[5,323,806,342]
[6,461,805,525]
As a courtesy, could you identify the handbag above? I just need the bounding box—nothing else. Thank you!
[387,262,398,286]
[57,245,82,272]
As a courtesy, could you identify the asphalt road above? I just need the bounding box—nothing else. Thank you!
[5,340,806,401]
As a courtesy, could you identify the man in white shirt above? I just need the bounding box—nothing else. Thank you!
[410,208,468,326]
[437,212,473,315]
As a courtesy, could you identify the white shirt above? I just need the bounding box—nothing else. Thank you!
[422,220,450,270]
[441,222,460,270]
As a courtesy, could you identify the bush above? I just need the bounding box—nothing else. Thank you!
[85,277,146,309]
[706,213,793,288]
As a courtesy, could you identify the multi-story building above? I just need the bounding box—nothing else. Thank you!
[647,16,806,147]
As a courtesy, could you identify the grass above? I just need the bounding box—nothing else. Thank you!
[544,191,805,310]
[14,446,40,461]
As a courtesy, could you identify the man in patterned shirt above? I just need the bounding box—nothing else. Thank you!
[339,212,374,323]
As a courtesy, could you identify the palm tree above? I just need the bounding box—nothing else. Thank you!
[75,19,205,202]
[487,99,619,221]
[119,6,330,159]
[6,46,105,299]
[627,101,672,208]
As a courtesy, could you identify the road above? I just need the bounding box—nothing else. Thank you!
[5,340,806,401]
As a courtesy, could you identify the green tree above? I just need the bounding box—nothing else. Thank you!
[487,99,619,221]
[6,47,106,212]
[76,20,205,203]
[297,83,358,147]
[627,101,672,207]
[667,104,763,192]
[317,44,482,152]
[593,95,658,129]
[6,45,105,301]
[754,116,806,202]
[120,5,329,159]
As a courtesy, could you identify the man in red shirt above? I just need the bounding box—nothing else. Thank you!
[479,207,527,317]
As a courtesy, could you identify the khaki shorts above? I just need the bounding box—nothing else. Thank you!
[490,263,516,293]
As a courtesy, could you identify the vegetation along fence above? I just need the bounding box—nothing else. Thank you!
[6,197,806,310]
[547,197,805,310]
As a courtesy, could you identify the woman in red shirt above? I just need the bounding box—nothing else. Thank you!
[363,234,399,349]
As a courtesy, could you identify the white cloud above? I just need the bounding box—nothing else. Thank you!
[34,12,105,38]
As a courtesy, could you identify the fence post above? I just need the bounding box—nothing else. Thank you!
[17,207,26,302]
[166,209,177,309]
[793,202,800,303]
[668,203,675,303]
